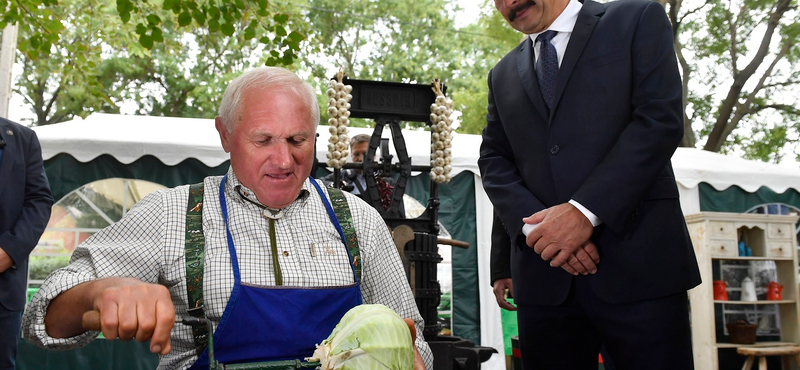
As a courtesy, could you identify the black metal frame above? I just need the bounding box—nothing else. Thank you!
[326,77,444,234]
[317,77,496,369]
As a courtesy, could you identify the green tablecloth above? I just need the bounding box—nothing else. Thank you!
[500,298,519,355]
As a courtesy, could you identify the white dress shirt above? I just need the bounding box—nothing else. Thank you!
[523,0,602,231]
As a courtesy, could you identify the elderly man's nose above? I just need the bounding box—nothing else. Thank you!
[271,143,292,167]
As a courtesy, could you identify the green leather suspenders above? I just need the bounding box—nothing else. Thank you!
[327,188,362,282]
[184,182,208,356]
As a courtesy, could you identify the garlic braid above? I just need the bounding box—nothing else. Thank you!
[325,71,353,169]
[430,79,454,184]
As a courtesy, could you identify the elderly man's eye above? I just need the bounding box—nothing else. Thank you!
[288,136,307,145]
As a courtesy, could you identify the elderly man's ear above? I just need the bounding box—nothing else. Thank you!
[216,117,232,153]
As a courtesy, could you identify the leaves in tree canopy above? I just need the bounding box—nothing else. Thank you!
[667,0,800,163]
[7,0,305,126]
[1,0,304,58]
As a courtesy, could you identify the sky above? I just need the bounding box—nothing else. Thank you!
[7,70,26,124]
[455,0,489,28]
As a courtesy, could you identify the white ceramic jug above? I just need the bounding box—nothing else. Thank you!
[741,277,758,302]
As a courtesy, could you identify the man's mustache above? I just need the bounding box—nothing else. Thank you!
[508,0,536,22]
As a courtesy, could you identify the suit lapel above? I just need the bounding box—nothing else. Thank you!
[552,0,604,115]
[516,38,549,121]
[0,122,14,197]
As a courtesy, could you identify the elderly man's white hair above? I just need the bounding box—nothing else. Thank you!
[217,66,320,132]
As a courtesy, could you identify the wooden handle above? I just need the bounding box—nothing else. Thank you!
[437,237,469,249]
[82,310,101,331]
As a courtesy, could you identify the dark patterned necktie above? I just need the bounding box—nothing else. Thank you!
[536,30,559,111]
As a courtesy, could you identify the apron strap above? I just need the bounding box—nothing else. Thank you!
[327,187,362,282]
[184,181,209,356]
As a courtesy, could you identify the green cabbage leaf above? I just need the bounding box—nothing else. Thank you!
[308,304,414,369]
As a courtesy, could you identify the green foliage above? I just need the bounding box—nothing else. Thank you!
[297,0,519,133]
[673,0,800,161]
[7,0,306,125]
[1,1,64,59]
[1,0,304,66]
[741,124,789,163]
[14,0,124,125]
[29,255,71,281]
[113,12,277,118]
[450,10,523,134]
[782,23,800,63]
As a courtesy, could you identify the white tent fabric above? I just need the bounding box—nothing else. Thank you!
[34,113,800,193]
[670,149,800,215]
[32,113,482,176]
[672,148,800,193]
[32,113,800,370]
[34,114,225,166]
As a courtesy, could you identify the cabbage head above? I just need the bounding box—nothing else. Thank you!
[308,304,414,369]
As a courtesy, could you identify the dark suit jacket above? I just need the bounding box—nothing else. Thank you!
[490,212,511,286]
[320,169,405,215]
[0,118,53,311]
[479,0,701,305]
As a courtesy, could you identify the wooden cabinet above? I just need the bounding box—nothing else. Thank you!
[686,212,800,369]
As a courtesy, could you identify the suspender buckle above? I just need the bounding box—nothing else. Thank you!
[187,305,206,318]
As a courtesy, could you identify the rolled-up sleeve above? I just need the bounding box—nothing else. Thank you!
[22,191,168,349]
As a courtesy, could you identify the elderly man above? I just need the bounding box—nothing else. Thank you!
[23,67,431,370]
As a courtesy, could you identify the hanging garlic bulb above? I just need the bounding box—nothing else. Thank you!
[430,79,454,184]
[325,72,353,169]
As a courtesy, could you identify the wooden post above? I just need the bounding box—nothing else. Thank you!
[0,24,19,119]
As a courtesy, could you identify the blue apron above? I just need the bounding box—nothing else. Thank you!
[188,176,363,369]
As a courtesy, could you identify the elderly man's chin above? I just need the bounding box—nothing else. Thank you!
[255,174,305,209]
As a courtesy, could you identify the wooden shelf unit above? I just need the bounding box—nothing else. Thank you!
[686,212,800,370]
[715,300,796,305]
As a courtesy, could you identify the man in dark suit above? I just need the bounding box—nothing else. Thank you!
[479,0,702,368]
[321,134,402,213]
[0,118,53,370]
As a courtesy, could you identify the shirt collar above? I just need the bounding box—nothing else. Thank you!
[529,0,583,40]
[226,167,311,218]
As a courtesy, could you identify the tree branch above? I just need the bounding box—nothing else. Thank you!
[702,0,792,151]
[726,2,739,75]
[674,15,696,147]
[43,84,62,119]
[731,37,790,124]
[13,0,50,36]
[678,0,713,24]
[761,79,800,89]
[753,104,800,115]
[734,2,750,48]
[667,0,679,39]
